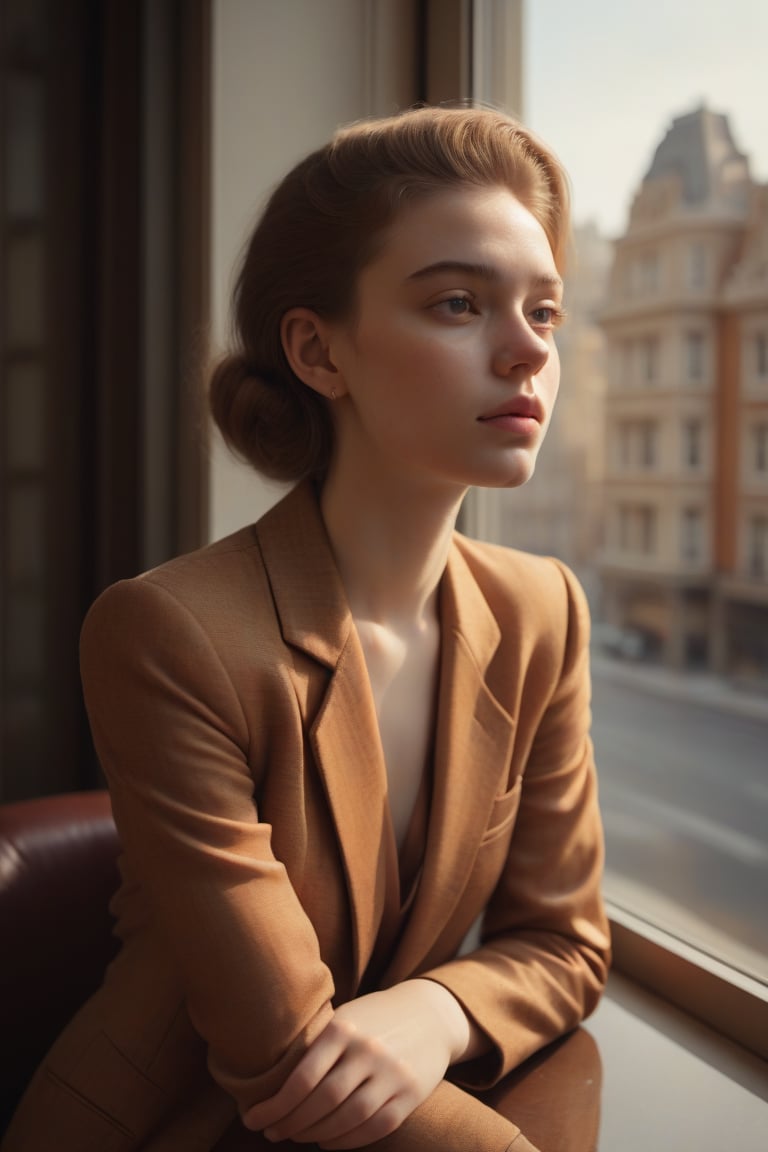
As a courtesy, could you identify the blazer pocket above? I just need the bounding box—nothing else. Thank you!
[7,1067,136,1152]
[480,776,523,846]
[52,1030,167,1141]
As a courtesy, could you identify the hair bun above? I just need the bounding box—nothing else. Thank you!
[209,353,331,482]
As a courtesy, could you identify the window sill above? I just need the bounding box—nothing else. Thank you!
[607,901,768,1062]
[586,967,768,1150]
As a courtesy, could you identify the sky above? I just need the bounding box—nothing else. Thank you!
[525,0,768,237]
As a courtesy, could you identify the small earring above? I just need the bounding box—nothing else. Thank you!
[330,388,337,401]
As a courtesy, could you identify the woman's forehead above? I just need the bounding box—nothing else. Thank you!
[362,186,558,284]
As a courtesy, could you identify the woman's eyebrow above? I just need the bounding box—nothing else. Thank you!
[405,260,499,283]
[404,260,563,293]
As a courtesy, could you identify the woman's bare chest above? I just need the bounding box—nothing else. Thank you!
[354,618,441,848]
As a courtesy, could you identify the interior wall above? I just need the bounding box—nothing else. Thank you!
[209,0,419,540]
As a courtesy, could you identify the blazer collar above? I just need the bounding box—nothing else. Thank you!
[385,544,517,982]
[256,482,389,981]
[255,480,351,666]
[255,483,516,986]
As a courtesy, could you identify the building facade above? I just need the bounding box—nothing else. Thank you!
[599,106,768,680]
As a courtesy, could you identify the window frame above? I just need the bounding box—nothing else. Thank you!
[608,902,768,1061]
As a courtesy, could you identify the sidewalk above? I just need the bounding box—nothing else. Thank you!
[589,649,768,724]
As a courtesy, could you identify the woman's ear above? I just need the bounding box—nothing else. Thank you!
[280,308,346,399]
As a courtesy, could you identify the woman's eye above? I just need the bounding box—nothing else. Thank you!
[434,296,474,317]
[531,306,564,328]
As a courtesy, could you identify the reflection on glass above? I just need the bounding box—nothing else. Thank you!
[5,232,45,346]
[5,362,45,469]
[7,483,46,585]
[5,74,46,218]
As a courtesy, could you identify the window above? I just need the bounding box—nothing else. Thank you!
[618,421,631,469]
[681,507,702,562]
[617,504,657,555]
[753,423,768,475]
[682,419,703,469]
[632,251,659,295]
[617,420,658,470]
[639,335,659,385]
[686,331,705,382]
[756,332,768,380]
[686,241,707,290]
[639,421,657,468]
[525,0,768,1058]
[748,515,768,579]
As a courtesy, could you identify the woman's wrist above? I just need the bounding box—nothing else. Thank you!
[406,978,484,1064]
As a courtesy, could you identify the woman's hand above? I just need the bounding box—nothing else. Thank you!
[241,979,472,1149]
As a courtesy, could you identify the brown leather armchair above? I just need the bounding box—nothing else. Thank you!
[0,790,121,1133]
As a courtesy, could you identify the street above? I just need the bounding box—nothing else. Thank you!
[589,657,768,982]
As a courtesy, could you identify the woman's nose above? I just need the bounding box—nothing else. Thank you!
[491,319,551,378]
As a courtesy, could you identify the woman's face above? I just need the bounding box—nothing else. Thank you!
[325,185,563,496]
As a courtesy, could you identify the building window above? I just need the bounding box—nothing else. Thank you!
[747,515,768,579]
[639,335,659,385]
[686,331,705,382]
[632,251,659,295]
[617,420,658,470]
[754,423,768,474]
[681,507,703,562]
[639,421,657,468]
[618,421,631,469]
[756,332,768,380]
[618,504,657,555]
[687,241,707,290]
[617,339,633,388]
[682,419,703,469]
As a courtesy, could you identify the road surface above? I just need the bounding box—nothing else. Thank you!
[589,657,768,981]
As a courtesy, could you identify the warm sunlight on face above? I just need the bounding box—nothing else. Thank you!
[326,186,564,496]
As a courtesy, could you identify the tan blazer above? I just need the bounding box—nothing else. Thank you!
[3,481,610,1152]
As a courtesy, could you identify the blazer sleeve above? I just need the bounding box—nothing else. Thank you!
[80,576,336,1105]
[420,559,611,1087]
[81,576,540,1152]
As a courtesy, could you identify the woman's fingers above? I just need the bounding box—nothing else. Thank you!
[244,981,464,1144]
[263,1046,374,1140]
[260,1024,406,1143]
[242,1021,352,1131]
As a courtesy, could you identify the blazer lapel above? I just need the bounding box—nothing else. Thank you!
[387,540,517,982]
[256,482,390,986]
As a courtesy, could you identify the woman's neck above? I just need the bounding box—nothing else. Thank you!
[318,461,466,632]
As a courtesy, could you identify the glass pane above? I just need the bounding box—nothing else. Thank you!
[4,74,46,218]
[4,231,45,346]
[520,1,768,987]
[6,482,46,585]
[5,361,46,469]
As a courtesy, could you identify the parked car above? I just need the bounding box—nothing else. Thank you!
[592,622,647,661]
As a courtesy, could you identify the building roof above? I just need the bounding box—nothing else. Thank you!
[643,105,750,207]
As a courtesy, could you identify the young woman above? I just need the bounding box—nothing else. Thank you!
[3,106,610,1152]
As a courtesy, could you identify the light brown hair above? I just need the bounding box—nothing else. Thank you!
[209,105,571,482]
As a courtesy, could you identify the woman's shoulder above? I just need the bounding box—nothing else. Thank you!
[80,482,335,665]
[87,483,314,628]
[453,531,586,606]
[451,531,591,656]
[87,522,267,628]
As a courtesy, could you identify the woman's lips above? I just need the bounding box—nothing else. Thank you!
[477,395,544,432]
[478,413,540,435]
